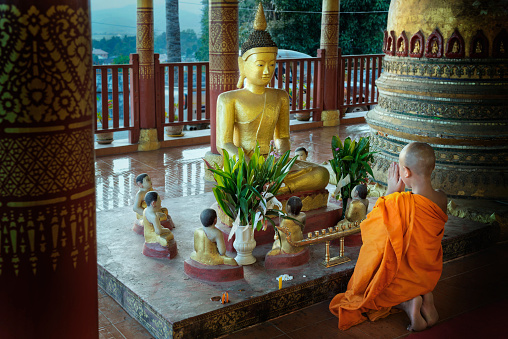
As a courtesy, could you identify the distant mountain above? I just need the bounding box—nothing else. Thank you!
[91,4,201,38]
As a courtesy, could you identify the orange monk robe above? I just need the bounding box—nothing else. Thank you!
[329,192,448,330]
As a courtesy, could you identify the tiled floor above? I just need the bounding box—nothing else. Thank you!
[95,125,507,338]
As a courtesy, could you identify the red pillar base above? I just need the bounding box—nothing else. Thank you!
[264,247,311,270]
[184,259,244,282]
[142,239,178,259]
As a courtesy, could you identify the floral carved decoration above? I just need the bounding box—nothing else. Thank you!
[0,5,92,125]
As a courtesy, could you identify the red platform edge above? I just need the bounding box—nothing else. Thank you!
[264,247,310,270]
[142,239,178,259]
[184,259,244,282]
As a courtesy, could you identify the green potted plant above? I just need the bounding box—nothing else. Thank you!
[96,98,114,144]
[329,135,375,219]
[208,143,297,265]
[165,103,184,137]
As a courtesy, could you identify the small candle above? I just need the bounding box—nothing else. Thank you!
[278,276,282,290]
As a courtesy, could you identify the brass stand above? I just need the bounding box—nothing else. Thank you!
[320,237,351,267]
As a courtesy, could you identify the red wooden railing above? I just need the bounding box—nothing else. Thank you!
[268,50,325,121]
[155,55,210,135]
[338,52,384,113]
[93,54,139,143]
[92,51,383,144]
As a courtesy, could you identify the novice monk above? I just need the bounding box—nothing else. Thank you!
[329,142,448,332]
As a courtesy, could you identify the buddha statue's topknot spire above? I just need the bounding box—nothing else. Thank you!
[253,2,267,31]
[241,2,277,59]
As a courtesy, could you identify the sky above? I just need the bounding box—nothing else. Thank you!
[90,0,203,15]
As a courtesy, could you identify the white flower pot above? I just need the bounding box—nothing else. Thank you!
[233,225,256,265]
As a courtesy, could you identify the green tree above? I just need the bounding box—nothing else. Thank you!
[166,0,181,62]
[339,0,390,55]
[196,0,209,61]
[198,0,389,59]
[113,55,130,64]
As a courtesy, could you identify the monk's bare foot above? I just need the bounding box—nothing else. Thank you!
[397,296,427,332]
[421,292,439,328]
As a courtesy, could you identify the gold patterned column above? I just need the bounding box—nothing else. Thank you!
[136,0,159,151]
[0,1,98,338]
[208,0,238,154]
[320,0,340,126]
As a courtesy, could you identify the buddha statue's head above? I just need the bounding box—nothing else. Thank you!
[145,191,161,209]
[352,184,368,200]
[237,3,278,89]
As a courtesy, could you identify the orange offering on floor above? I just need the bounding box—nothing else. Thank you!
[329,191,448,330]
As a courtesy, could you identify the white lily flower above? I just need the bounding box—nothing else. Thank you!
[229,213,241,241]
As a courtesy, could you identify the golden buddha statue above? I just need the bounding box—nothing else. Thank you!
[399,40,405,52]
[431,40,438,54]
[268,197,307,255]
[452,41,459,54]
[216,3,329,194]
[143,191,174,248]
[191,209,237,266]
[501,42,505,54]
[475,41,482,54]
[133,174,174,231]
[338,184,369,226]
[413,40,420,54]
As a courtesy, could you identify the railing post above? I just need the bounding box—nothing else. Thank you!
[154,54,164,141]
[315,49,326,122]
[337,48,345,118]
[129,53,140,144]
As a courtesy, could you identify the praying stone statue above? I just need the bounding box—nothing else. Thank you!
[215,3,329,195]
[142,191,177,259]
[133,173,174,234]
[268,196,307,256]
[191,209,237,266]
[343,184,369,223]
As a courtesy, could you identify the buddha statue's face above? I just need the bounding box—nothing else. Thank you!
[242,52,276,87]
[295,150,307,161]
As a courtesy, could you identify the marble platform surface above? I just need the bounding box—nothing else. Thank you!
[97,192,499,339]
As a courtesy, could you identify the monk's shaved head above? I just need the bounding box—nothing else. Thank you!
[399,142,436,177]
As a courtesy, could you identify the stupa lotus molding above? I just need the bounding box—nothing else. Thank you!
[382,56,506,79]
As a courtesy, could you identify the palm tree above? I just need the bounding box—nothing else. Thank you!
[166,0,181,62]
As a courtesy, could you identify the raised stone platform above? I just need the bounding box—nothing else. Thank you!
[97,192,500,339]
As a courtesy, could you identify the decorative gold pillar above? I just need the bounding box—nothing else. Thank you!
[320,0,340,126]
[137,0,159,151]
[208,0,238,155]
[204,0,238,180]
[0,1,98,338]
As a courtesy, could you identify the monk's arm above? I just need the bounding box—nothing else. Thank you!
[274,91,290,153]
[216,94,240,158]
